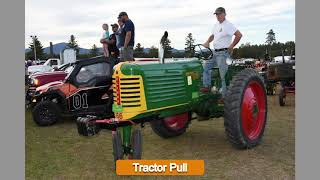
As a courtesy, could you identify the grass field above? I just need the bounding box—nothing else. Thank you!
[26,94,295,180]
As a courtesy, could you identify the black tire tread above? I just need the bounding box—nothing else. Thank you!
[224,68,268,149]
[113,130,124,163]
[32,100,61,126]
[131,130,142,159]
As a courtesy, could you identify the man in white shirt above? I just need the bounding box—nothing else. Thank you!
[201,7,242,98]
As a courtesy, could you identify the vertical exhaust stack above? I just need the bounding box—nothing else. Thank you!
[159,31,168,64]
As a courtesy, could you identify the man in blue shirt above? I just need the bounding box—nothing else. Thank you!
[118,12,135,61]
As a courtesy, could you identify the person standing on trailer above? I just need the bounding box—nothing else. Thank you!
[118,12,135,61]
[101,23,110,57]
[100,24,120,67]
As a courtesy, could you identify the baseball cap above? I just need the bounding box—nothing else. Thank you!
[118,12,128,18]
[214,7,226,14]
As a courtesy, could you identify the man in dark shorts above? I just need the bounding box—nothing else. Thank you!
[118,11,135,61]
[100,23,120,66]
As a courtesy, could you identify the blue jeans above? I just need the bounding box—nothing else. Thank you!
[203,50,230,97]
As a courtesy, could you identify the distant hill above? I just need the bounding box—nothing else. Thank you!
[26,42,184,55]
[172,48,185,53]
[143,48,150,53]
[25,42,98,55]
[143,47,184,54]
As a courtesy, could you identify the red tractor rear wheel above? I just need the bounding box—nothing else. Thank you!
[150,112,191,138]
[224,69,268,149]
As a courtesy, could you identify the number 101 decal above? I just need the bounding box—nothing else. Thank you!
[73,93,88,109]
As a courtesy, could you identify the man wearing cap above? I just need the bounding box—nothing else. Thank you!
[100,23,120,65]
[201,7,242,98]
[118,12,135,61]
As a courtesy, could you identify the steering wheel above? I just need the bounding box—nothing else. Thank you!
[194,44,213,60]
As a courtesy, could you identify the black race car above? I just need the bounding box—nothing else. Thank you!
[30,56,115,126]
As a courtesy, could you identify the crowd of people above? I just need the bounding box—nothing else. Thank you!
[100,11,135,65]
[26,8,242,102]
[100,8,242,101]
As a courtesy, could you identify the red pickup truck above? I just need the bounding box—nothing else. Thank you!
[26,63,73,105]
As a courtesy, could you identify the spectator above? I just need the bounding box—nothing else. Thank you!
[27,60,33,67]
[101,23,110,57]
[100,23,120,66]
[118,12,135,61]
[115,17,124,49]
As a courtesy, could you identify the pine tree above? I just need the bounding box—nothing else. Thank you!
[90,44,99,57]
[233,40,295,59]
[134,43,145,57]
[67,35,79,55]
[148,46,158,58]
[285,41,295,55]
[185,33,195,57]
[163,38,173,58]
[26,36,45,60]
[265,29,276,45]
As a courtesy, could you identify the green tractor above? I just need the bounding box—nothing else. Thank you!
[77,32,268,163]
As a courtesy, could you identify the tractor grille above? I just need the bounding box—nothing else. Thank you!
[113,77,142,108]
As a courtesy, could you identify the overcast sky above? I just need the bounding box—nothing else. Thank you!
[25,0,295,50]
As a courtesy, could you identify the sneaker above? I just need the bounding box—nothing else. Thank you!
[200,87,210,93]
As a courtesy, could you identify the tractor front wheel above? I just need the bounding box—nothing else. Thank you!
[112,130,124,163]
[224,69,267,149]
[130,129,142,159]
[150,112,191,138]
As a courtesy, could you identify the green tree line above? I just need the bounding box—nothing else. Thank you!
[26,29,295,60]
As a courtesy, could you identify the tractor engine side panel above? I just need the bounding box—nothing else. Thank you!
[142,62,202,110]
[116,61,202,120]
